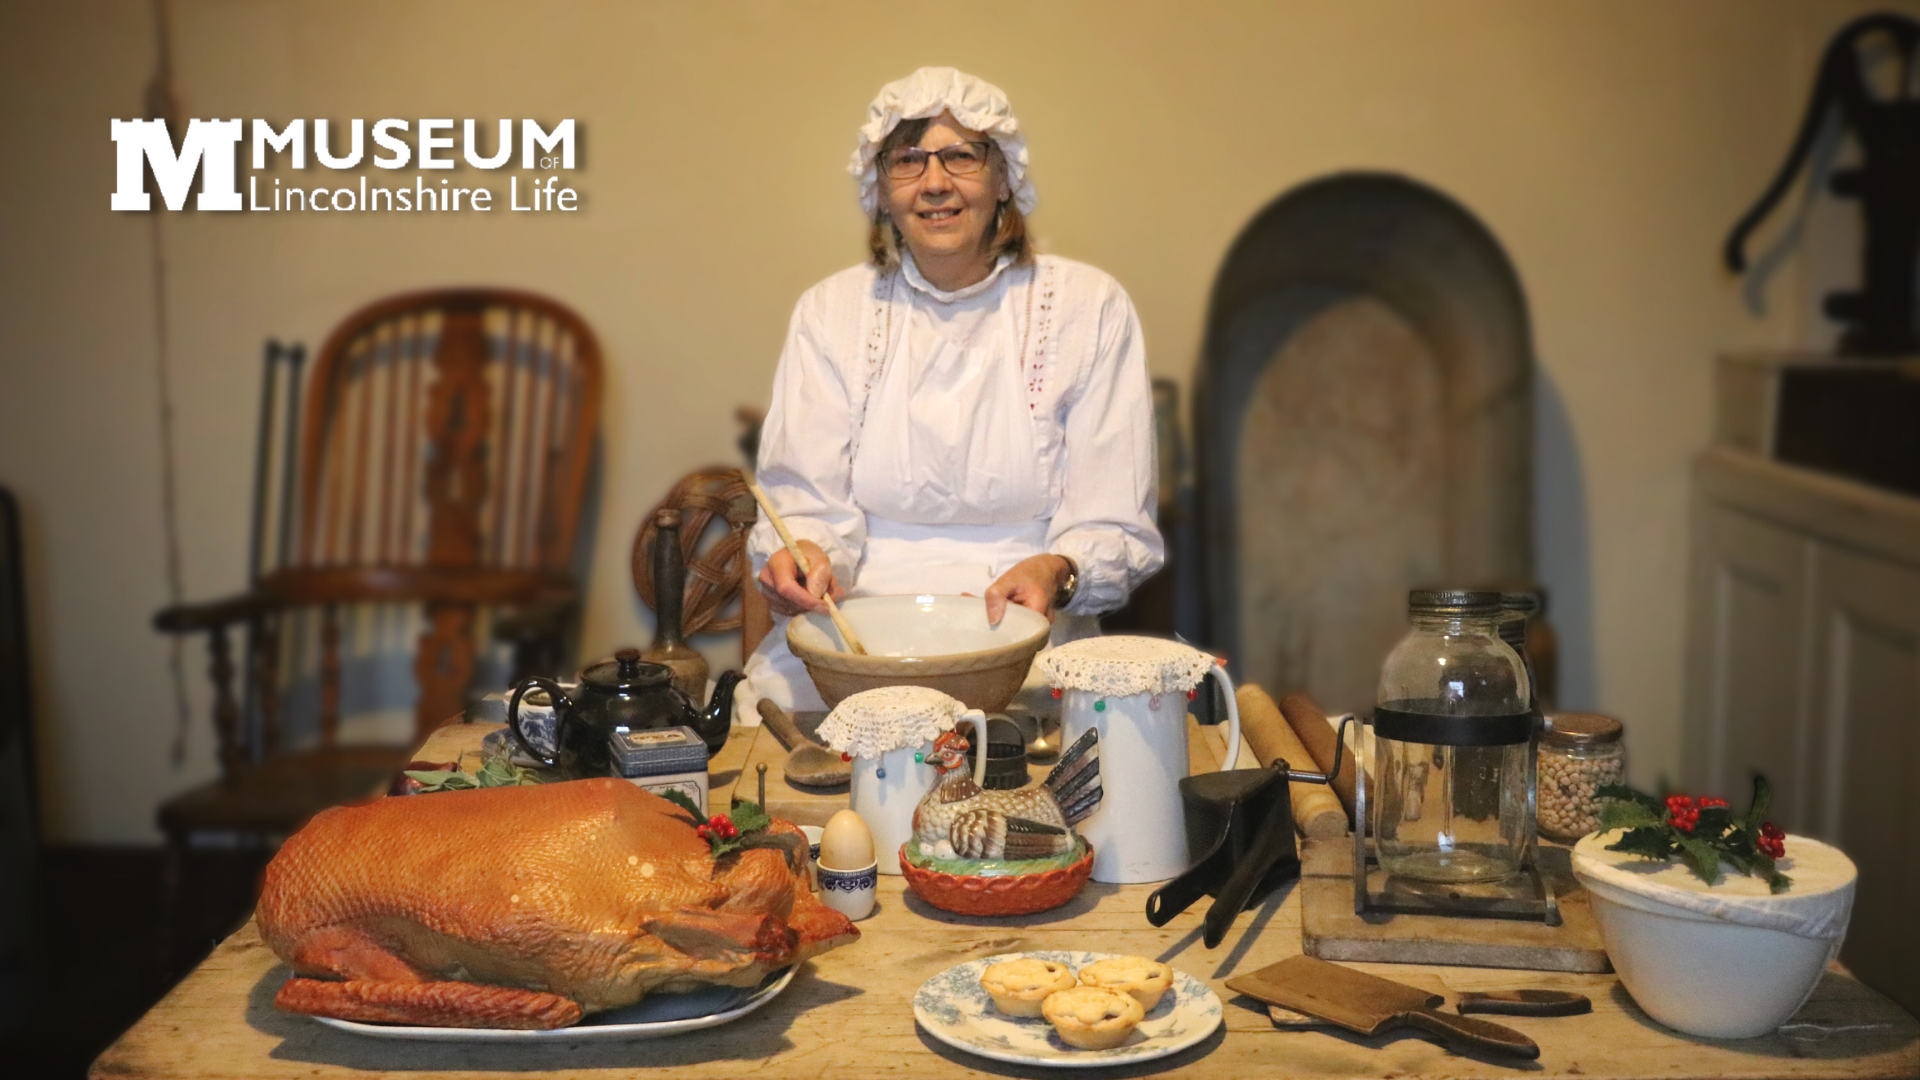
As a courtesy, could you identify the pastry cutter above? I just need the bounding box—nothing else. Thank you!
[1225,955,1541,1060]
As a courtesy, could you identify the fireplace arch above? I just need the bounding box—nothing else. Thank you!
[1194,173,1535,713]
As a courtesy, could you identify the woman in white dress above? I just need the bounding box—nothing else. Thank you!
[744,66,1165,714]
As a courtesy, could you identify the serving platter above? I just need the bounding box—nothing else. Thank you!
[312,966,795,1042]
[912,950,1221,1067]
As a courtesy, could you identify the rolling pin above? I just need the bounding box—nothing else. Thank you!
[1279,692,1357,821]
[1236,686,1349,838]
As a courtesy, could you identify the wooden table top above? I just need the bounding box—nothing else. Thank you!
[91,720,1920,1080]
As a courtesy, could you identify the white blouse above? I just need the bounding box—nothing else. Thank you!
[750,252,1164,615]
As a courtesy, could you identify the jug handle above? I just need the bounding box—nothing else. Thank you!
[959,709,989,788]
[1206,663,1242,773]
[508,677,570,768]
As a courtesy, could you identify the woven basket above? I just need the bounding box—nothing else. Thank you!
[900,845,1094,916]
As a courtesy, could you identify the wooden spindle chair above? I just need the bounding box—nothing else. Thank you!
[152,289,603,952]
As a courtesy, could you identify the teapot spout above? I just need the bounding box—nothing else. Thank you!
[699,670,745,754]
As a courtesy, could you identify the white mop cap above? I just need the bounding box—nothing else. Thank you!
[849,66,1037,217]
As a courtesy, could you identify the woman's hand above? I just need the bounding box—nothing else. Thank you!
[984,554,1073,626]
[759,541,843,617]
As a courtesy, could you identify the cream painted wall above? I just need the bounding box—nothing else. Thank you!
[2,0,1909,842]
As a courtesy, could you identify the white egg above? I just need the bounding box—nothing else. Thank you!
[818,808,875,870]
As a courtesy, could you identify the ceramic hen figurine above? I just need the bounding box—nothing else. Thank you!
[911,727,1102,860]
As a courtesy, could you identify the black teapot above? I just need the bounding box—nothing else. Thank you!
[508,648,742,779]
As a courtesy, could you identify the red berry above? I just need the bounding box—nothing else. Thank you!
[1699,796,1728,810]
[1761,822,1784,840]
[696,825,711,839]
[1050,687,1063,699]
[1666,794,1694,810]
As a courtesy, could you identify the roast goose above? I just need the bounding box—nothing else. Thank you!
[258,778,858,1029]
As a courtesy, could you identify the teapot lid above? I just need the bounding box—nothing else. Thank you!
[580,648,672,691]
[1040,635,1216,698]
[817,685,967,758]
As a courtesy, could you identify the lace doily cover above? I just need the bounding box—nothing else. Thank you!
[817,685,965,758]
[1038,636,1214,698]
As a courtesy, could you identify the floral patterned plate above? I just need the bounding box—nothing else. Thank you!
[912,951,1222,1067]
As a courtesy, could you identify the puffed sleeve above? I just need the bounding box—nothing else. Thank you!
[1047,281,1165,615]
[748,285,867,586]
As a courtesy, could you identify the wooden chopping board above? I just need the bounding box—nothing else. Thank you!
[1299,838,1613,973]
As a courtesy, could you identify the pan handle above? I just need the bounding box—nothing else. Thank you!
[1403,1008,1540,1060]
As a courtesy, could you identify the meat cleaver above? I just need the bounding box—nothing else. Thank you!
[1226,955,1541,1060]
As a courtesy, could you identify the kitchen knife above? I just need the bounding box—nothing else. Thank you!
[1225,955,1540,1060]
[1457,990,1590,1017]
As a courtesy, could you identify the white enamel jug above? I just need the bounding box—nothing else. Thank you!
[849,739,943,875]
[814,686,973,875]
[1044,637,1241,884]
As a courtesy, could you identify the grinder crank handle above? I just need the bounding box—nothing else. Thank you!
[1401,1007,1540,1060]
[1201,775,1301,948]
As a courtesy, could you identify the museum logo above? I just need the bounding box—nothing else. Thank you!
[109,118,580,213]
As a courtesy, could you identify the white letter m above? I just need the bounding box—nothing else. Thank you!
[111,118,244,211]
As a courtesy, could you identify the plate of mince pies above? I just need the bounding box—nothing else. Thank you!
[912,951,1222,1066]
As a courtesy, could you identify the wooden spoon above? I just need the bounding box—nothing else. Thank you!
[744,478,867,655]
[758,699,850,789]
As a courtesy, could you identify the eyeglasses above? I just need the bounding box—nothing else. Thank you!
[881,140,993,181]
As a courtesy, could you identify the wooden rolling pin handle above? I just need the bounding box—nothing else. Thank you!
[1279,692,1357,821]
[1236,686,1349,838]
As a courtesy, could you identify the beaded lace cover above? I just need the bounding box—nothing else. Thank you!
[1039,636,1214,698]
[816,685,966,758]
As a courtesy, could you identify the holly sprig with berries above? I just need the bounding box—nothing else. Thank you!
[1595,774,1791,894]
[657,789,803,865]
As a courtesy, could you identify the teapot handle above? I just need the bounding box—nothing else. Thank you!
[508,677,571,768]
[1206,664,1242,773]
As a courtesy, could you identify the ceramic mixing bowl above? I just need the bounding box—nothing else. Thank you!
[787,595,1050,711]
[1572,830,1857,1039]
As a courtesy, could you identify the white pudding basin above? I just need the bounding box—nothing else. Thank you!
[1572,830,1856,1039]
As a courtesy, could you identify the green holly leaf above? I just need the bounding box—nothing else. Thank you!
[1744,775,1773,832]
[1753,850,1793,894]
[1677,836,1725,886]
[1597,782,1663,813]
[1695,805,1735,839]
[403,769,476,792]
[728,798,772,836]
[1606,827,1678,860]
[1598,799,1662,832]
[659,787,705,822]
[473,743,543,787]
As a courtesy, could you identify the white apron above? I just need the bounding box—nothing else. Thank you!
[741,275,1087,716]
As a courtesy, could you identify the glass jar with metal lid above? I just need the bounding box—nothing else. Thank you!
[1536,713,1625,842]
[1373,589,1534,884]
[1498,591,1540,709]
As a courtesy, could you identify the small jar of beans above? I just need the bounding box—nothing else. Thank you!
[1536,713,1624,842]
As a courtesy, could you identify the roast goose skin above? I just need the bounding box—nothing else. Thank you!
[258,778,858,1029]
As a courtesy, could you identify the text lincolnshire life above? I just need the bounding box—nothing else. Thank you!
[110,118,580,213]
